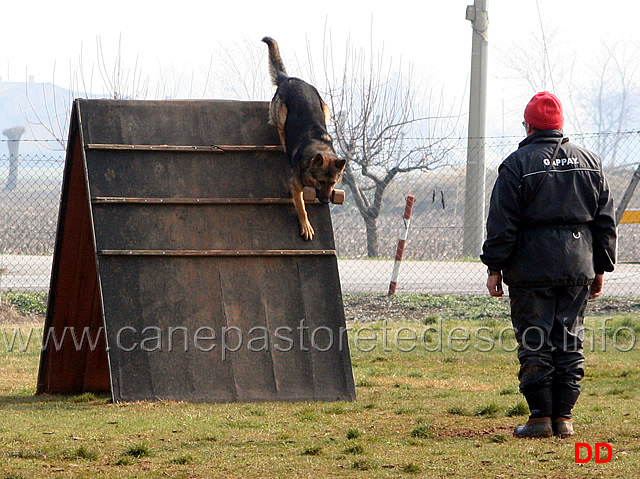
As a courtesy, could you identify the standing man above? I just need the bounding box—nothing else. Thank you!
[481,92,617,438]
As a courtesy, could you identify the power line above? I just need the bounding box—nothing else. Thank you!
[535,0,557,92]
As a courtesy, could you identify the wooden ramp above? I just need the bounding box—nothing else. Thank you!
[37,99,355,403]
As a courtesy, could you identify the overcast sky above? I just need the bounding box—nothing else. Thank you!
[2,0,639,137]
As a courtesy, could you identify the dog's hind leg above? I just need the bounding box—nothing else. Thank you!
[270,96,288,152]
[321,98,331,125]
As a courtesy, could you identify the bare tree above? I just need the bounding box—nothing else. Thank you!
[213,34,459,257]
[93,35,150,100]
[494,29,583,132]
[498,30,565,93]
[24,36,156,150]
[318,38,459,257]
[22,63,73,150]
[499,34,640,165]
[208,39,271,100]
[576,42,640,166]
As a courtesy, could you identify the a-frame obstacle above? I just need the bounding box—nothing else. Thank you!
[37,99,356,403]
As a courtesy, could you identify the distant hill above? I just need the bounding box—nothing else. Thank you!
[0,81,74,157]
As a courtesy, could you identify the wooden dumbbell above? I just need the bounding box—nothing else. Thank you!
[303,186,317,202]
[302,186,345,205]
[331,189,345,205]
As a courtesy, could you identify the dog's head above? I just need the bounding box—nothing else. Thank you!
[309,153,346,204]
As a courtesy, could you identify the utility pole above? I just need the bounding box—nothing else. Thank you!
[463,0,489,257]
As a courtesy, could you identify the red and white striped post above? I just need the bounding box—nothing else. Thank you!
[388,194,416,295]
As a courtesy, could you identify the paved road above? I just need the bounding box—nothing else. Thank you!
[0,255,53,292]
[2,255,639,297]
[339,260,640,296]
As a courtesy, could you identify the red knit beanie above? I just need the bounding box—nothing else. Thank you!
[524,91,564,130]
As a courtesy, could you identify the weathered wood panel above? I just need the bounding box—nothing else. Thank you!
[38,99,355,403]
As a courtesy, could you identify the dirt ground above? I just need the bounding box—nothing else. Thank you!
[342,294,640,323]
[0,303,43,324]
[1,294,639,325]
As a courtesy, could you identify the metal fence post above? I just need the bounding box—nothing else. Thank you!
[615,163,640,225]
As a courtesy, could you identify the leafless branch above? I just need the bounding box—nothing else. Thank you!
[314,27,460,256]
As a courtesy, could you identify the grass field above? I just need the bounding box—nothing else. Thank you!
[1,294,639,478]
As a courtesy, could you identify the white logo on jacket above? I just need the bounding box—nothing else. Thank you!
[543,157,579,167]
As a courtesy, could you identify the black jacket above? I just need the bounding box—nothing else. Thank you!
[481,130,617,287]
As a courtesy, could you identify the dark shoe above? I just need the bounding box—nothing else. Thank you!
[553,418,575,438]
[513,417,552,438]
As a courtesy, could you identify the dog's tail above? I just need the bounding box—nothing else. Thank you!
[262,36,288,86]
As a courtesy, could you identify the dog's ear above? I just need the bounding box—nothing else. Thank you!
[334,159,346,171]
[312,153,325,167]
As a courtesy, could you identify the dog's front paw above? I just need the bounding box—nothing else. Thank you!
[300,221,315,241]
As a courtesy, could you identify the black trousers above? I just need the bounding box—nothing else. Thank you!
[508,285,590,419]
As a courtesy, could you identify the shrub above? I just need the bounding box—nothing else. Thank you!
[301,446,322,456]
[402,463,422,474]
[70,446,98,461]
[505,401,529,417]
[2,291,48,315]
[345,444,364,455]
[346,428,360,440]
[410,424,431,439]
[123,444,150,458]
[446,406,468,416]
[489,434,508,443]
[475,403,500,417]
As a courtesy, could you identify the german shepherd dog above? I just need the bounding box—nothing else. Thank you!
[262,36,346,241]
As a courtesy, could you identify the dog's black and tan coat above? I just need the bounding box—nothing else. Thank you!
[262,36,346,241]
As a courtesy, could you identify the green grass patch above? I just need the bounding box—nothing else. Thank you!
[402,462,422,473]
[0,295,639,477]
[355,378,374,387]
[505,401,529,417]
[499,386,518,395]
[64,446,98,461]
[489,434,508,443]
[70,392,99,403]
[410,424,432,439]
[301,445,322,456]
[351,459,374,471]
[446,405,469,416]
[123,444,150,458]
[168,455,194,465]
[475,403,501,417]
[346,428,360,440]
[344,444,364,455]
[395,294,511,321]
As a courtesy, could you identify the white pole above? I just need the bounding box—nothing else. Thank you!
[463,0,489,257]
[388,195,416,295]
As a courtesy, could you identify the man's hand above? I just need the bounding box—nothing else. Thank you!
[589,273,604,299]
[487,272,504,297]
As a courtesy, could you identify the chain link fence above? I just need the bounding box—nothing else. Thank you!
[332,132,640,296]
[1,132,639,296]
[0,153,63,295]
